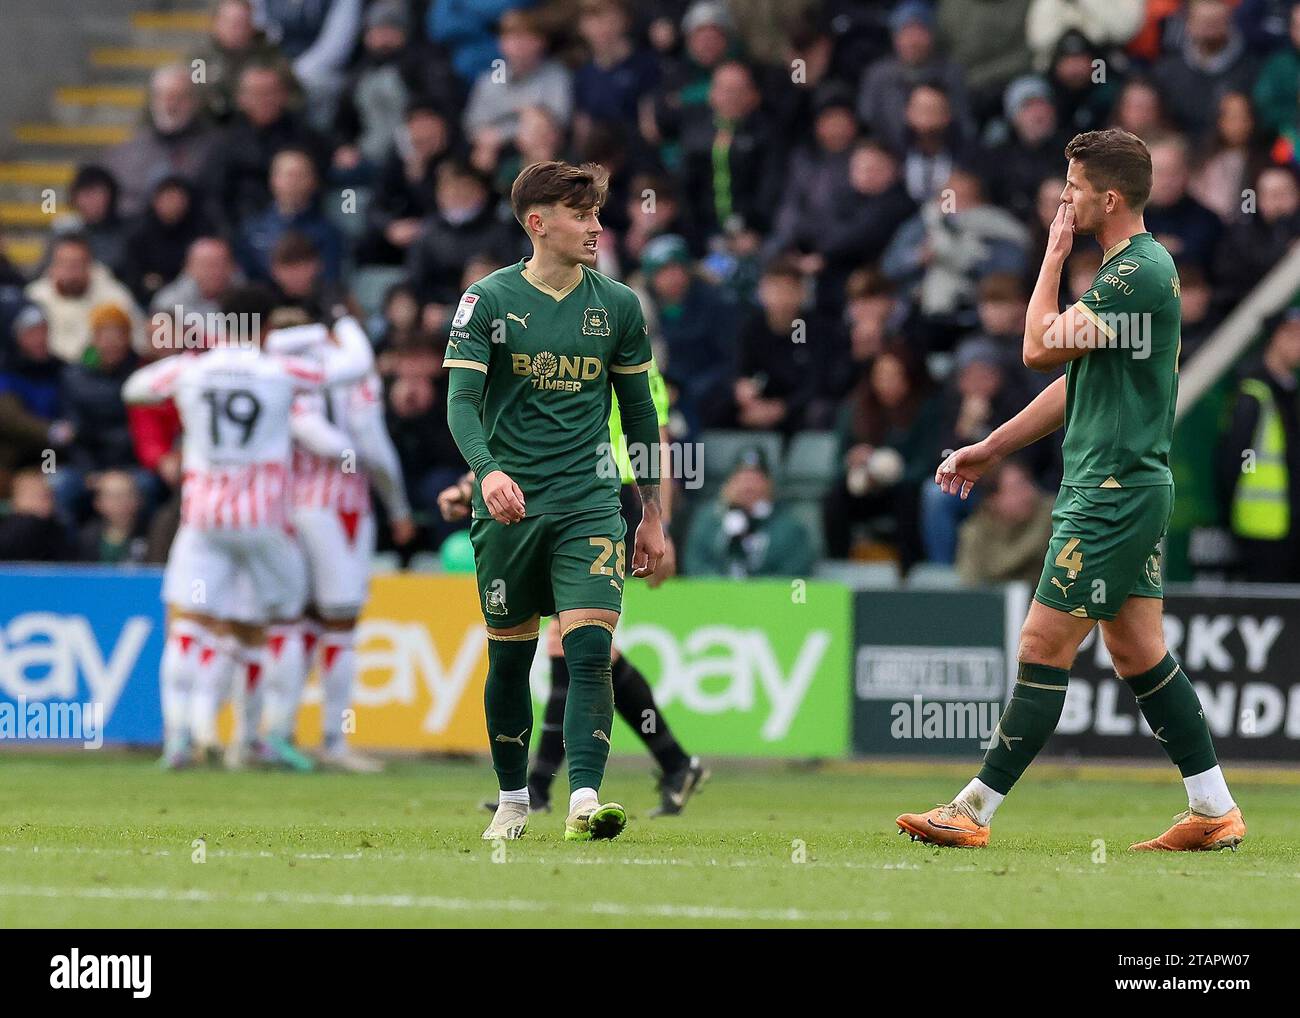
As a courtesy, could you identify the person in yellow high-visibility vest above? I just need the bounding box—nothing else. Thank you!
[1218,308,1300,582]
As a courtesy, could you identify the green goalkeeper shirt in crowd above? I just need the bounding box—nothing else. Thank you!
[610,359,669,484]
[444,259,654,519]
[1064,232,1181,489]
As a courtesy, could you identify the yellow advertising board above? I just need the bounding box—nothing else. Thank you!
[292,574,489,751]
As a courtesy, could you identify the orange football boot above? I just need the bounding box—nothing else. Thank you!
[896,802,989,848]
[1129,807,1246,852]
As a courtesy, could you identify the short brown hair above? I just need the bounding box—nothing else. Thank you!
[510,160,610,227]
[1064,128,1153,211]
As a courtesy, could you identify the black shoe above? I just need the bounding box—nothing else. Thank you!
[479,788,552,815]
[649,756,710,817]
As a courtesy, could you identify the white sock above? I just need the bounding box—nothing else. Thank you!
[499,788,530,806]
[239,643,267,744]
[1184,765,1235,816]
[569,787,599,813]
[954,777,1005,826]
[190,634,238,749]
[160,619,205,750]
[261,621,307,740]
[320,628,356,752]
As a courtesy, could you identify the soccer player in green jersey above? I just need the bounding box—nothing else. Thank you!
[445,160,665,842]
[897,129,1246,851]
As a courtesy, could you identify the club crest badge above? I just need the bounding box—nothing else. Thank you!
[581,307,611,336]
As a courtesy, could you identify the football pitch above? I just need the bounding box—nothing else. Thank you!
[1,753,1297,928]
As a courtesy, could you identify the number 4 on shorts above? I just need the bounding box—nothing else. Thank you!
[1055,537,1083,578]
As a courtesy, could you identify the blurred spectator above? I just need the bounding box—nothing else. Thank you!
[332,0,462,175]
[1189,92,1269,224]
[104,65,221,218]
[55,304,144,518]
[463,9,572,159]
[383,340,465,544]
[616,173,693,270]
[1214,165,1300,310]
[647,1,736,147]
[936,0,1033,113]
[372,281,429,352]
[120,177,211,307]
[1176,264,1221,362]
[732,258,819,434]
[922,338,1033,562]
[26,234,145,363]
[1046,29,1115,135]
[267,232,343,320]
[151,237,241,320]
[640,234,738,433]
[405,161,517,313]
[76,470,148,564]
[191,0,296,123]
[0,305,74,480]
[490,104,566,197]
[572,0,660,136]
[1025,0,1144,71]
[823,269,908,401]
[679,60,785,241]
[0,470,73,562]
[358,102,456,266]
[258,0,364,124]
[955,458,1053,584]
[426,0,532,82]
[1252,4,1300,136]
[1144,135,1223,273]
[966,272,1048,397]
[857,0,972,154]
[683,448,815,578]
[1108,77,1172,142]
[1154,0,1257,135]
[896,81,968,204]
[763,83,859,263]
[50,166,129,277]
[803,140,915,302]
[882,167,1029,328]
[824,344,940,565]
[980,75,1071,224]
[1216,308,1300,581]
[237,147,343,282]
[205,63,332,231]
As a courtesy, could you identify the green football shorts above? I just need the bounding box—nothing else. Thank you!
[1032,483,1173,621]
[468,507,627,627]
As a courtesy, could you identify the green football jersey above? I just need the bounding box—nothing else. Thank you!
[1063,232,1181,488]
[609,359,669,486]
[444,258,652,519]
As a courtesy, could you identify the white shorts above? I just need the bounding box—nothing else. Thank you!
[163,524,307,623]
[292,506,375,619]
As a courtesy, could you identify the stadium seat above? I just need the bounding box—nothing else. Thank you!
[699,430,783,494]
[778,430,839,499]
[783,497,826,563]
[351,265,407,320]
[905,562,961,589]
[814,559,901,588]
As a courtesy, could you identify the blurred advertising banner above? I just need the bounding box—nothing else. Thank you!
[851,587,1014,758]
[0,566,165,746]
[1053,587,1300,762]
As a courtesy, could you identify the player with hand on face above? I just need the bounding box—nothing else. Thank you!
[444,161,665,841]
[898,129,1245,852]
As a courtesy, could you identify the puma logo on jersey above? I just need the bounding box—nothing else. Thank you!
[609,578,622,593]
[592,729,611,746]
[494,729,528,747]
[506,312,530,329]
[1050,577,1075,596]
[446,339,461,352]
[991,723,1022,752]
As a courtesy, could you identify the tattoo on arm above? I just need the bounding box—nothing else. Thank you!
[638,484,662,516]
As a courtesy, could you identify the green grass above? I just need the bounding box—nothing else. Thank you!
[1,753,1297,928]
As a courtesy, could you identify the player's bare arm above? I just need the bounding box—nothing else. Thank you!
[480,469,526,524]
[937,376,1066,499]
[632,482,665,578]
[1023,195,1101,371]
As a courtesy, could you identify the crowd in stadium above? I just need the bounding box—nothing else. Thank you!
[1,0,1299,581]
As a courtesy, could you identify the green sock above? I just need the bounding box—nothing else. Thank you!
[1124,652,1218,777]
[484,633,538,790]
[562,620,615,796]
[977,662,1069,795]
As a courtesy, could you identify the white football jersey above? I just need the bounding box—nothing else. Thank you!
[290,372,377,515]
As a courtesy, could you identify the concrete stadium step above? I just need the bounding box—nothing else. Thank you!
[0,202,56,229]
[89,46,186,71]
[0,162,77,187]
[13,122,134,147]
[131,10,211,33]
[2,234,48,272]
[52,85,146,126]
